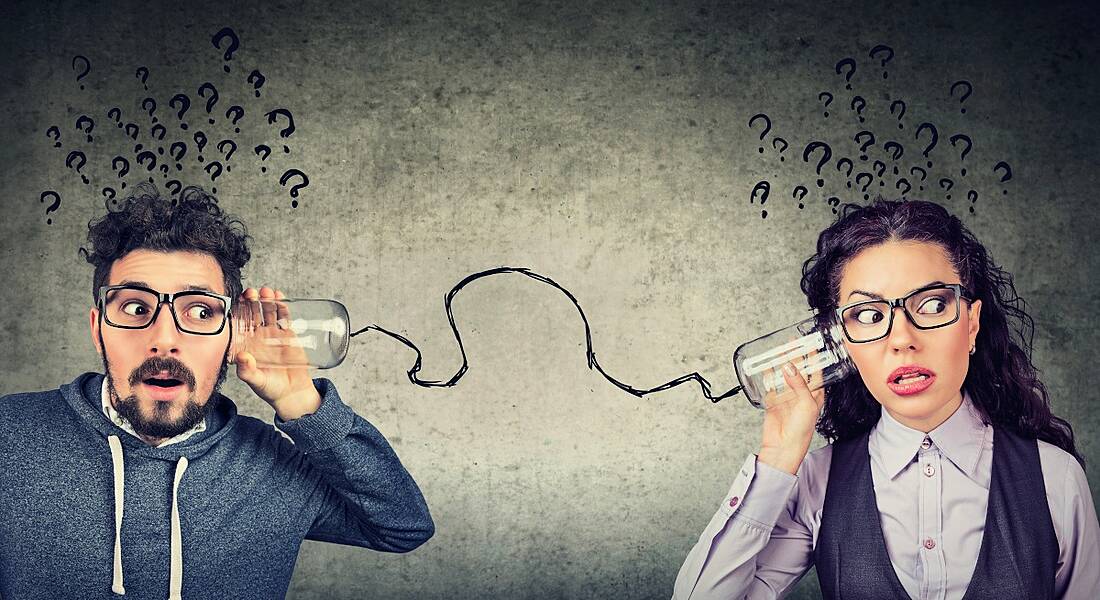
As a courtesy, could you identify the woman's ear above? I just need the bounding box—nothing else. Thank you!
[967,298,982,347]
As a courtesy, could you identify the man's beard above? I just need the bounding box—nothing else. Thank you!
[98,326,231,441]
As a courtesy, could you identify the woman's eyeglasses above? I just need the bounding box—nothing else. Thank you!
[835,283,974,344]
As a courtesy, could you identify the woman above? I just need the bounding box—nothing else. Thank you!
[672,198,1099,599]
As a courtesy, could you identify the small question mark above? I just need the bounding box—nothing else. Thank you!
[75,115,95,143]
[112,156,130,188]
[225,105,245,133]
[951,80,973,114]
[939,177,954,200]
[217,139,238,172]
[993,161,1012,195]
[896,177,912,197]
[834,58,856,90]
[46,126,61,148]
[850,96,866,123]
[141,97,158,124]
[166,180,183,196]
[748,113,772,153]
[803,141,832,188]
[836,157,854,187]
[916,122,939,169]
[750,180,770,218]
[856,172,873,200]
[949,133,972,176]
[108,107,123,127]
[853,130,875,161]
[194,131,209,161]
[198,82,219,124]
[65,150,89,184]
[169,142,187,170]
[967,190,978,214]
[772,137,788,162]
[135,66,149,90]
[72,55,90,90]
[826,196,840,214]
[102,187,116,201]
[205,161,224,182]
[40,191,62,224]
[248,69,267,98]
[279,168,310,206]
[124,123,140,141]
[868,45,893,79]
[883,141,904,161]
[265,108,297,138]
[793,185,808,209]
[212,27,240,73]
[169,93,191,130]
[890,100,906,129]
[254,144,272,172]
[136,151,157,173]
[819,92,833,117]
[910,166,928,190]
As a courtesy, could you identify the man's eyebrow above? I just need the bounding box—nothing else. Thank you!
[117,279,218,293]
[847,280,947,300]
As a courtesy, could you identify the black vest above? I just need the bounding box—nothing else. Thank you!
[812,426,1058,599]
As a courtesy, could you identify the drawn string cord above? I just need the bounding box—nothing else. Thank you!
[348,266,742,403]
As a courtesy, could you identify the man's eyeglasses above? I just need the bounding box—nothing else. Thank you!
[97,285,233,335]
[835,283,974,344]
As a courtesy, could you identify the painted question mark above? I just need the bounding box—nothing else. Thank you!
[939,177,954,200]
[868,45,894,79]
[993,161,1012,195]
[850,96,866,123]
[75,115,95,143]
[873,160,887,188]
[248,69,266,98]
[856,172,874,200]
[819,92,833,117]
[198,82,219,124]
[124,123,140,141]
[40,191,62,224]
[225,105,245,133]
[916,122,939,168]
[112,156,130,188]
[279,168,310,206]
[910,166,928,190]
[151,124,167,142]
[166,180,183,196]
[46,126,61,148]
[254,144,272,172]
[949,133,972,176]
[217,139,237,172]
[967,190,978,213]
[141,97,158,124]
[896,177,911,197]
[826,196,840,214]
[853,130,875,161]
[803,141,833,188]
[883,141,904,161]
[951,80,973,114]
[169,142,187,170]
[108,107,123,128]
[136,151,157,173]
[102,187,115,201]
[836,157,854,187]
[265,108,297,138]
[750,180,770,218]
[748,113,772,153]
[793,185,808,209]
[834,58,856,90]
[890,100,906,129]
[135,66,149,90]
[169,93,191,130]
[205,161,224,194]
[71,55,90,90]
[194,131,209,161]
[771,137,788,161]
[211,27,240,73]
[65,150,89,184]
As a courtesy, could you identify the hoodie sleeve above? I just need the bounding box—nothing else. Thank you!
[273,377,435,553]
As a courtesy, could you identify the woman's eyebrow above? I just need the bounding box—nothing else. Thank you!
[846,280,947,300]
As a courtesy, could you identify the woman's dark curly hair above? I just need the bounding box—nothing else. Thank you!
[803,197,1083,468]
[78,182,253,315]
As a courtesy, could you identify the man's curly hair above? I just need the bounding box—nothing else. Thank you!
[78,182,253,313]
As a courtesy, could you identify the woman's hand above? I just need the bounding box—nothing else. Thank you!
[757,361,826,475]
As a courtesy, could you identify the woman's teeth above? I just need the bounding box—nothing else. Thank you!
[896,374,929,384]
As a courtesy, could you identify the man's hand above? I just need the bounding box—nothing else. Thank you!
[234,286,322,421]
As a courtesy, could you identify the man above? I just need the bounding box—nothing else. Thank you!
[0,184,434,599]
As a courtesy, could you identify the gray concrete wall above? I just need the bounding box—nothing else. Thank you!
[1,0,1097,598]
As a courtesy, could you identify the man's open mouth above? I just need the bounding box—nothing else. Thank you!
[144,378,183,387]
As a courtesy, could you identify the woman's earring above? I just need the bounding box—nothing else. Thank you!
[969,344,976,355]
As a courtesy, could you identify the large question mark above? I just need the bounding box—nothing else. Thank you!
[279,168,310,206]
[198,82,219,124]
[771,137,788,162]
[916,122,939,168]
[890,100,906,130]
[211,27,240,73]
[248,69,266,98]
[950,80,973,114]
[225,105,245,133]
[750,181,770,218]
[993,161,1012,195]
[40,191,62,225]
[792,185,808,209]
[254,144,272,173]
[868,44,894,79]
[834,58,856,90]
[71,55,90,90]
[75,115,95,143]
[169,93,191,130]
[135,66,149,90]
[46,126,61,148]
[949,133,972,176]
[853,130,875,161]
[748,113,772,153]
[803,141,833,187]
[850,96,866,123]
[65,150,89,184]
[818,92,833,117]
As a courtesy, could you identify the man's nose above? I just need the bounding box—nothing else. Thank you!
[147,301,184,353]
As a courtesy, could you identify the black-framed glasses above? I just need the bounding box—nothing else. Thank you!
[97,285,233,335]
[835,283,974,344]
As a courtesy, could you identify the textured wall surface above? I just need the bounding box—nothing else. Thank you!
[1,1,1098,598]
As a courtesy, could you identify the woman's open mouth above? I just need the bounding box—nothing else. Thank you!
[886,366,936,396]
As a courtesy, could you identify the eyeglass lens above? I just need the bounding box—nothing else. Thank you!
[841,287,959,342]
[103,288,226,334]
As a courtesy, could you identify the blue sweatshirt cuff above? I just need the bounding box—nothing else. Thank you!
[273,377,354,453]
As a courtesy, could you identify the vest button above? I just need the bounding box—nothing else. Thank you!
[729,496,739,508]
[923,538,936,550]
[924,464,936,477]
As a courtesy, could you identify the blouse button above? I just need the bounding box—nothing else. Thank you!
[924,464,936,477]
[923,538,936,550]
[729,496,739,508]
[921,437,933,450]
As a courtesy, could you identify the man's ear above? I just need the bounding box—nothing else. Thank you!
[90,307,102,355]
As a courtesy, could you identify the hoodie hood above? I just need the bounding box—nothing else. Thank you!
[59,372,241,599]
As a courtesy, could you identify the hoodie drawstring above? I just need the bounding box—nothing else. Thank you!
[107,434,190,599]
